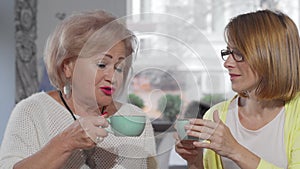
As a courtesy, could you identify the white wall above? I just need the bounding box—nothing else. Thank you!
[0,0,15,143]
[0,0,127,144]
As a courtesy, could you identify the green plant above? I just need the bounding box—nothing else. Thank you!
[128,93,145,108]
[157,94,181,122]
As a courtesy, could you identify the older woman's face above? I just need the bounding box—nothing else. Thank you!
[71,42,127,112]
[223,47,259,93]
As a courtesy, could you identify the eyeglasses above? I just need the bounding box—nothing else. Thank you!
[220,48,244,62]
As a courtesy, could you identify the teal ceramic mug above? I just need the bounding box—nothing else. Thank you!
[106,115,146,137]
[175,119,200,141]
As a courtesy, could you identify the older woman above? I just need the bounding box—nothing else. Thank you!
[175,9,300,169]
[0,10,156,169]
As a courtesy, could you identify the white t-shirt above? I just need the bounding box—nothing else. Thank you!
[221,97,287,169]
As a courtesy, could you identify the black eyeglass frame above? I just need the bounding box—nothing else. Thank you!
[220,49,244,62]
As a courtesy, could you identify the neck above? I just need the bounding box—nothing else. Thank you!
[238,95,284,117]
[103,101,121,116]
[59,91,107,117]
[237,94,285,130]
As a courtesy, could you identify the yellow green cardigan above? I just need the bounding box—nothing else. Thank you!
[203,95,300,169]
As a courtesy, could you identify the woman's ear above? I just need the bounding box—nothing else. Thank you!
[62,58,75,78]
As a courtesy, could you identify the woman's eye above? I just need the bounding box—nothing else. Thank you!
[115,66,123,73]
[233,50,242,56]
[97,63,106,69]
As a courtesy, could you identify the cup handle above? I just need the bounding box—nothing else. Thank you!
[104,128,113,134]
[104,117,113,134]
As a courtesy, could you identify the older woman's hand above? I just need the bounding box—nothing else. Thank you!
[59,116,109,151]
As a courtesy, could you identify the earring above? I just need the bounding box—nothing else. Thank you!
[63,79,72,99]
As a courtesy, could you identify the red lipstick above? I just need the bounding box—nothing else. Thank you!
[100,86,115,95]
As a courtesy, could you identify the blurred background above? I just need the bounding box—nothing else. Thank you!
[1,0,299,168]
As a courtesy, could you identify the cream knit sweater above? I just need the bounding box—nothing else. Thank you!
[0,92,156,169]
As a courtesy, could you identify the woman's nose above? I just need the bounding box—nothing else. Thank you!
[104,66,115,80]
[223,55,235,69]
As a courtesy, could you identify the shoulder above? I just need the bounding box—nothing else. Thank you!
[283,94,300,159]
[285,94,300,125]
[5,92,51,131]
[287,94,300,106]
[12,92,54,118]
[14,92,47,110]
[285,94,300,116]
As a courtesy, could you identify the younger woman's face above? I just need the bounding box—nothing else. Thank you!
[223,47,260,93]
[71,41,127,113]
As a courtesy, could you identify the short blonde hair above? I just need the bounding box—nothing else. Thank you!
[44,10,137,90]
[225,10,300,102]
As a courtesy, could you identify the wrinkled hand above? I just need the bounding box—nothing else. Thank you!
[61,116,109,151]
[78,116,109,144]
[187,110,240,158]
[174,133,203,166]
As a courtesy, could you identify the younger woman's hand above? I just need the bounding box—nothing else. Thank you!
[174,133,203,167]
[187,110,240,158]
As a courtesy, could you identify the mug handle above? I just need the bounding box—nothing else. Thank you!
[104,117,113,134]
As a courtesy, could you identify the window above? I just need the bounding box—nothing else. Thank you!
[126,0,300,121]
[126,1,300,168]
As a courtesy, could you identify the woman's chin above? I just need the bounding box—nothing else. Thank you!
[97,99,112,106]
